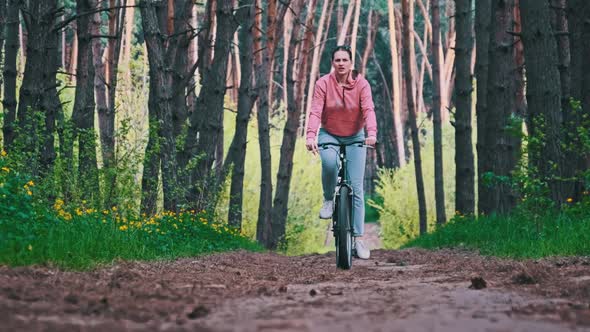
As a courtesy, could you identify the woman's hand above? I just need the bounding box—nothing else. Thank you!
[365,136,377,147]
[306,138,319,155]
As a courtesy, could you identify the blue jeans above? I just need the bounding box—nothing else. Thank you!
[318,128,366,236]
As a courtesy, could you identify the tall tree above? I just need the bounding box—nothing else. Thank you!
[483,0,520,214]
[184,0,242,210]
[520,0,565,204]
[70,0,99,195]
[431,0,446,224]
[387,0,406,167]
[475,0,492,215]
[140,0,180,211]
[16,0,62,176]
[2,0,19,150]
[454,0,475,216]
[304,0,333,133]
[270,0,311,249]
[402,0,427,234]
[225,0,257,230]
[0,0,6,82]
[566,0,590,201]
[254,0,290,246]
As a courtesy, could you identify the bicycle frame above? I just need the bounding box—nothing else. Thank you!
[319,141,366,269]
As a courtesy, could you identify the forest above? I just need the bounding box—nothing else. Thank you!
[0,0,589,258]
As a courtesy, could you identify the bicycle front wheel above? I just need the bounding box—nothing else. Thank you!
[335,186,352,269]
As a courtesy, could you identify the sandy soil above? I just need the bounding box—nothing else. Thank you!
[2,248,590,331]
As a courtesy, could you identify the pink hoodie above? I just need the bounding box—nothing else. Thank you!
[306,71,377,140]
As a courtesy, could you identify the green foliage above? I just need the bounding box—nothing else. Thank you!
[372,120,456,249]
[406,197,590,258]
[0,152,260,270]
[217,109,329,255]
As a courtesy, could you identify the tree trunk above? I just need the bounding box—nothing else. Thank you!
[566,0,590,201]
[254,0,291,247]
[71,0,99,196]
[2,0,19,150]
[373,49,398,169]
[141,2,180,211]
[387,0,406,167]
[119,0,134,77]
[454,0,475,216]
[402,0,427,234]
[303,0,332,134]
[226,0,257,230]
[336,0,355,45]
[475,0,491,215]
[270,0,310,249]
[520,0,565,204]
[184,0,240,210]
[484,0,520,214]
[17,0,60,176]
[69,26,78,83]
[360,10,378,75]
[350,0,362,66]
[431,0,446,223]
[92,9,108,166]
[0,0,6,85]
[140,89,161,216]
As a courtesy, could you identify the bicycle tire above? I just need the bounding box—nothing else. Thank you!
[335,185,352,269]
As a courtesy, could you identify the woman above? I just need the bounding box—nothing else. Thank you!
[305,45,377,260]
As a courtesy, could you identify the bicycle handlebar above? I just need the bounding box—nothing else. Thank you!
[319,141,376,149]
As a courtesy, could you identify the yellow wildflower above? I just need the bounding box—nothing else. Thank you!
[566,197,573,203]
[27,180,34,186]
[119,225,128,231]
[1,167,9,172]
[27,190,32,196]
[1,149,6,157]
[111,206,118,212]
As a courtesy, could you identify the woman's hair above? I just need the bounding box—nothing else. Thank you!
[331,45,352,61]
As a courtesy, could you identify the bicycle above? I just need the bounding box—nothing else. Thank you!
[319,141,369,269]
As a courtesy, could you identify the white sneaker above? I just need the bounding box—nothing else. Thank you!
[354,239,370,259]
[319,200,334,219]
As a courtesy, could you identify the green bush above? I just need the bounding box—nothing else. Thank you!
[406,197,590,258]
[372,121,457,249]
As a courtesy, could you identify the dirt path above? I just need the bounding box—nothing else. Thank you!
[2,249,590,331]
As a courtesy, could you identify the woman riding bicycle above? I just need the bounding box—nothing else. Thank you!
[305,45,377,260]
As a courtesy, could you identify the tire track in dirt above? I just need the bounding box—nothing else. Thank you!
[1,249,590,331]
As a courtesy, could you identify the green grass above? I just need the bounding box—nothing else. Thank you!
[405,205,590,258]
[0,206,262,270]
[0,153,261,270]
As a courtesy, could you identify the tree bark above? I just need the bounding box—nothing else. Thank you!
[17,0,61,176]
[350,0,362,66]
[254,0,290,246]
[71,0,99,195]
[402,0,427,234]
[454,0,475,216]
[184,0,240,210]
[2,0,19,150]
[520,0,565,204]
[336,0,355,45]
[475,0,492,215]
[387,0,406,167]
[270,0,311,249]
[484,0,520,214]
[304,0,332,134]
[0,0,6,85]
[226,0,257,230]
[566,0,590,201]
[141,2,180,211]
[431,0,446,223]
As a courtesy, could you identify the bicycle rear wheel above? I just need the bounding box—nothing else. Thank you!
[335,186,352,269]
